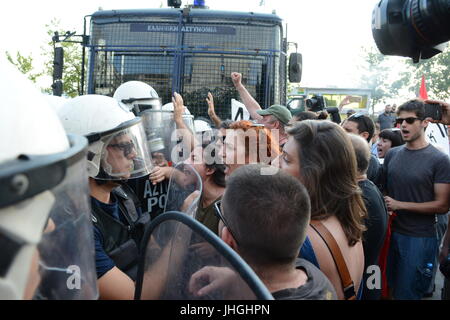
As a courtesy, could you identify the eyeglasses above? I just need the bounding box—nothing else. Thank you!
[108,141,136,157]
[395,117,422,125]
[213,200,239,245]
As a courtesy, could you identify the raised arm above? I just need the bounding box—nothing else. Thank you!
[206,92,222,128]
[231,72,263,121]
[173,92,198,153]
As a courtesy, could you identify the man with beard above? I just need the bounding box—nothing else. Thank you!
[382,99,450,300]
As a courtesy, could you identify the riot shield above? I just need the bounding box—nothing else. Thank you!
[134,212,273,300]
[140,110,177,166]
[140,110,195,166]
[163,163,202,218]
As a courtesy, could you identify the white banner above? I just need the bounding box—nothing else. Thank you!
[231,99,250,121]
[425,123,449,156]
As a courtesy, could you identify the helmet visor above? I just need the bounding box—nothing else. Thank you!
[95,121,153,180]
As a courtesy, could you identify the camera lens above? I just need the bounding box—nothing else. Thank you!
[372,0,450,62]
[407,0,450,47]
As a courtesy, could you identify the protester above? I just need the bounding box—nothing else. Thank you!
[217,120,280,177]
[231,72,291,146]
[382,99,450,300]
[377,128,404,160]
[349,134,388,300]
[189,164,337,300]
[342,113,381,184]
[371,122,381,157]
[205,92,223,128]
[377,105,396,130]
[151,142,225,235]
[278,120,366,299]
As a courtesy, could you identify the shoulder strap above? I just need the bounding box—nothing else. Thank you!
[310,220,356,300]
[113,186,139,223]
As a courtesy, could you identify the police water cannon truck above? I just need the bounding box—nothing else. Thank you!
[52,0,302,121]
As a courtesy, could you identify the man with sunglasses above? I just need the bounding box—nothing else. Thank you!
[205,164,336,300]
[382,99,450,300]
[342,113,381,184]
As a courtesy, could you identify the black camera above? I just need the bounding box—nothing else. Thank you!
[424,102,443,120]
[306,95,327,112]
[372,0,450,62]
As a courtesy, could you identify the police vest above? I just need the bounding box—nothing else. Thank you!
[91,185,150,281]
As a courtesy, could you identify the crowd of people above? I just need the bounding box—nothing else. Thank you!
[1,55,450,301]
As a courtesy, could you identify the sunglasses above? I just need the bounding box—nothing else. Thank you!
[109,141,136,157]
[349,112,365,119]
[213,200,239,245]
[395,117,422,125]
[348,112,371,133]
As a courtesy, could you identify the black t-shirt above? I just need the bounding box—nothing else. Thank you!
[359,179,388,300]
[271,259,337,300]
[360,179,388,267]
[383,144,450,237]
[367,154,381,185]
[126,175,169,220]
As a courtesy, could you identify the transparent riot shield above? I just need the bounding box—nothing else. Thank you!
[140,110,177,166]
[134,212,273,300]
[163,163,202,218]
[140,110,195,167]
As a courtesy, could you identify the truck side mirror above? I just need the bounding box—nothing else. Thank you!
[288,52,302,83]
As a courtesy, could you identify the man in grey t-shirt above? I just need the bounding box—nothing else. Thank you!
[378,105,396,130]
[383,99,450,300]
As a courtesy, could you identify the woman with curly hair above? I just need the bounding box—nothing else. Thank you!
[218,120,280,177]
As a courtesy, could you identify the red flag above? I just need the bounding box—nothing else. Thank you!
[419,75,428,100]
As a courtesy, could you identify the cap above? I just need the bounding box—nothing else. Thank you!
[256,105,292,125]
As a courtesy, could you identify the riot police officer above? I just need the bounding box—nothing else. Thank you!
[0,57,98,300]
[58,94,153,299]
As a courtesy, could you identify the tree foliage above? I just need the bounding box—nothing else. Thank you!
[358,46,400,111]
[359,45,450,111]
[4,18,83,97]
[41,18,84,98]
[5,51,43,83]
[395,46,450,100]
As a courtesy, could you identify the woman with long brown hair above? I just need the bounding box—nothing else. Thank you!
[277,120,367,299]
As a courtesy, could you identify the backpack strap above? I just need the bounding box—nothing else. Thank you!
[310,220,356,300]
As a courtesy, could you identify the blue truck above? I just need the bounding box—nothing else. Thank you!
[70,2,301,120]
